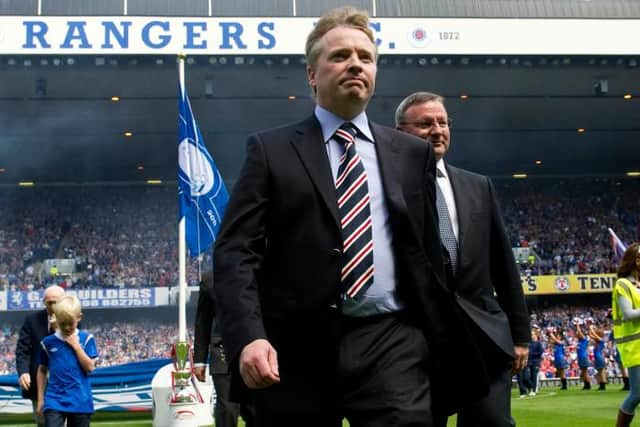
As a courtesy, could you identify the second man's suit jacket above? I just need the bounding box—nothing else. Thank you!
[214,115,490,414]
[445,164,530,363]
[193,271,229,375]
[16,309,50,400]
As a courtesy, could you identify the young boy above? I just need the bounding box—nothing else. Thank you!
[36,295,98,427]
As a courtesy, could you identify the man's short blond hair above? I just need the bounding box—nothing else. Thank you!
[54,295,82,329]
[305,6,376,68]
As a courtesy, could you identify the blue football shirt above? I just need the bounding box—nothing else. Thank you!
[40,330,98,414]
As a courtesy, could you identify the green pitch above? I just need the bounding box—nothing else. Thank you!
[507,386,624,427]
[1,388,627,426]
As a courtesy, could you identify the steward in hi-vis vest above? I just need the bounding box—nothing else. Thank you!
[611,242,640,427]
[612,278,640,368]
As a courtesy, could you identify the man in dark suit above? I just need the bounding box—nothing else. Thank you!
[193,271,253,427]
[16,285,65,427]
[214,7,488,427]
[396,92,531,427]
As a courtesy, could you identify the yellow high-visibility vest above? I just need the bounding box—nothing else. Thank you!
[612,278,640,368]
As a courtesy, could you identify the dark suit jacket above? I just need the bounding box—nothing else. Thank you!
[214,115,489,414]
[445,164,530,363]
[193,271,229,375]
[16,309,50,400]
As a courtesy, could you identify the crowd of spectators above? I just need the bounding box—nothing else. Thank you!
[529,305,620,379]
[0,324,16,375]
[0,319,180,375]
[499,177,639,275]
[88,321,177,366]
[0,306,620,382]
[0,185,209,291]
[0,177,638,290]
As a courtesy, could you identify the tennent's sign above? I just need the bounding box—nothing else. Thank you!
[521,274,618,295]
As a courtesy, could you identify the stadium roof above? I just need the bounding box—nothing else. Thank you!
[4,0,640,18]
[0,53,638,186]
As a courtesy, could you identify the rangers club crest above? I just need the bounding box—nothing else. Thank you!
[407,25,430,48]
[555,276,570,292]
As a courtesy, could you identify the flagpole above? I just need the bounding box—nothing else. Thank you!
[152,53,220,426]
[177,54,187,343]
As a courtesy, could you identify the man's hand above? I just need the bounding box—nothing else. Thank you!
[194,366,206,382]
[36,399,44,416]
[18,373,31,391]
[512,344,529,374]
[239,339,280,389]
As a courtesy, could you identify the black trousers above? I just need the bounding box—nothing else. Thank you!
[44,411,90,427]
[433,364,514,427]
[433,309,515,427]
[213,372,241,427]
[212,349,255,427]
[517,365,539,395]
[255,313,432,427]
[455,365,515,427]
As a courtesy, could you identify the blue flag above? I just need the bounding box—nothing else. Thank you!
[178,84,228,256]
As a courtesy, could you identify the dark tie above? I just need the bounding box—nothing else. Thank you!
[436,168,458,274]
[334,122,374,299]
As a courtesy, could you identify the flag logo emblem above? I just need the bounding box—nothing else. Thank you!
[178,138,221,197]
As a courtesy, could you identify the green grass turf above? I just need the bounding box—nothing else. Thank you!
[0,387,628,426]
[0,411,151,426]
[507,386,624,427]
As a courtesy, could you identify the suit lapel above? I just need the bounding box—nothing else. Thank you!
[290,116,341,230]
[289,118,410,231]
[371,122,407,216]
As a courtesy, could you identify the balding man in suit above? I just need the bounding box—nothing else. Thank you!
[17,285,65,427]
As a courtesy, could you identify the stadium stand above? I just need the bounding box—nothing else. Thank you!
[1,178,637,291]
[0,186,210,291]
[499,178,639,276]
[0,306,618,380]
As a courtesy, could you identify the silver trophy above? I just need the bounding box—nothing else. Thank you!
[170,341,202,405]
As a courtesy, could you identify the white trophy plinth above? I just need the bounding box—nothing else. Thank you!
[151,363,215,427]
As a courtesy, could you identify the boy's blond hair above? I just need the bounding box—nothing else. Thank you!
[54,294,82,329]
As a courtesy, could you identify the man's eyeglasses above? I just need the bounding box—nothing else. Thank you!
[399,119,452,130]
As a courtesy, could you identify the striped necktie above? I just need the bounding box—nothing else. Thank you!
[334,122,374,299]
[436,168,458,274]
